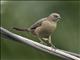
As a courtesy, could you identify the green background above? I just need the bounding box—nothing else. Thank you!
[1,1,80,60]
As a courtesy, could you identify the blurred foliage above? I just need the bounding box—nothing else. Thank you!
[1,1,80,60]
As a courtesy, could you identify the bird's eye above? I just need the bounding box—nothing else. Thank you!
[54,15,58,18]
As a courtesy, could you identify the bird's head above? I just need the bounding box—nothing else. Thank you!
[49,13,61,22]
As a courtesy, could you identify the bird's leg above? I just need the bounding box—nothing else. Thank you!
[39,38,48,45]
[48,35,56,48]
[38,37,44,44]
[37,35,47,45]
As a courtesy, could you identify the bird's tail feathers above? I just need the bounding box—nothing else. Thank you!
[13,27,30,32]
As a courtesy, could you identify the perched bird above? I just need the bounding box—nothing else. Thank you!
[13,13,61,47]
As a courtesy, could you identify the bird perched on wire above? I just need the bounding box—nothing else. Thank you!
[13,13,61,48]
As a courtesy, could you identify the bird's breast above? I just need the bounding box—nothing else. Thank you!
[41,21,57,32]
[34,21,57,38]
[40,21,57,37]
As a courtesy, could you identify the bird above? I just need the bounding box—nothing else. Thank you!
[13,13,61,48]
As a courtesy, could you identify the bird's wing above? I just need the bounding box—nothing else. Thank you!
[29,17,47,30]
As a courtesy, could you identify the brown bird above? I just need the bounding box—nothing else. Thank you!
[13,13,61,47]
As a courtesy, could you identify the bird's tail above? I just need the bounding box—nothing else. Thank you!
[13,27,30,32]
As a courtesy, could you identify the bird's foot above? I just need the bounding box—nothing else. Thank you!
[40,41,44,44]
[48,43,57,49]
[40,41,47,45]
[51,45,57,49]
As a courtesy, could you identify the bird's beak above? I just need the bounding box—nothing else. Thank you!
[57,17,62,23]
[58,17,63,23]
[58,16,61,20]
